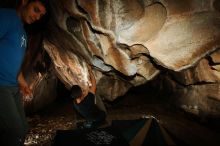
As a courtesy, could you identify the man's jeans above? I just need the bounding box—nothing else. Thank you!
[0,86,28,146]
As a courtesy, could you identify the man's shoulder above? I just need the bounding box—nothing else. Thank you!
[0,8,20,29]
[0,8,17,19]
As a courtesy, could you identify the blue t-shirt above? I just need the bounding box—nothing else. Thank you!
[0,8,27,86]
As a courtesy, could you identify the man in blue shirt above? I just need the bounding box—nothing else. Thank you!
[0,0,47,145]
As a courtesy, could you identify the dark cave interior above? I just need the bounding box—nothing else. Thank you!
[1,0,220,146]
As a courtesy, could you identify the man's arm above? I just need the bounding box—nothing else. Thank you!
[88,65,96,94]
[75,65,96,104]
[17,71,32,97]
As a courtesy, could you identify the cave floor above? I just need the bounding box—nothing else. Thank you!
[24,88,220,146]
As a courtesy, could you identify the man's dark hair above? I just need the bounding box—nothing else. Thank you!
[0,0,49,10]
[70,85,82,100]
[27,0,49,9]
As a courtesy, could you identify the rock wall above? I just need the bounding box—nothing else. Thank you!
[22,0,220,115]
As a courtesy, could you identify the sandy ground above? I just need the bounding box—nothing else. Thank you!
[24,88,220,146]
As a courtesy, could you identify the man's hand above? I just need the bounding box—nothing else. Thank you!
[18,72,33,101]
